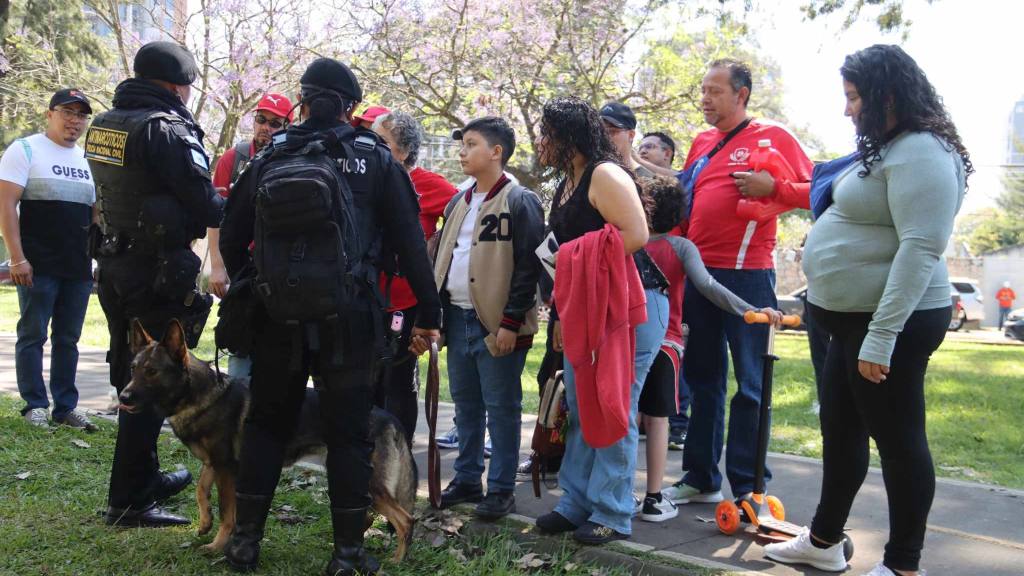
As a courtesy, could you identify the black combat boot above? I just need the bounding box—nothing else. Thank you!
[325,507,380,576]
[224,493,274,572]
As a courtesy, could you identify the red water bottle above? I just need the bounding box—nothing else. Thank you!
[736,139,797,221]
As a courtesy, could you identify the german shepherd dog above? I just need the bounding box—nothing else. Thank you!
[119,319,417,560]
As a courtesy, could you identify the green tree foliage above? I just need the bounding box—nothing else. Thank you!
[800,0,937,37]
[961,170,1024,255]
[353,0,801,195]
[0,0,110,147]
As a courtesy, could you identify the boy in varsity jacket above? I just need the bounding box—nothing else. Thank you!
[432,117,545,520]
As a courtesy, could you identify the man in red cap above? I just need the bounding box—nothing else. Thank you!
[207,93,292,378]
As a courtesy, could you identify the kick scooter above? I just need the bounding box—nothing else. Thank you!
[714,311,854,561]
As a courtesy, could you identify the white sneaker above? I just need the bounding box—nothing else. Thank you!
[764,527,847,572]
[861,562,925,576]
[662,480,724,504]
[24,408,49,428]
[640,493,679,522]
[632,493,642,516]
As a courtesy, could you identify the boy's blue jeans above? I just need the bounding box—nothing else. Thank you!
[445,305,527,493]
[554,289,668,535]
[16,275,93,420]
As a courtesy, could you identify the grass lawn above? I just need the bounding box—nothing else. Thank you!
[2,286,1022,488]
[0,394,638,576]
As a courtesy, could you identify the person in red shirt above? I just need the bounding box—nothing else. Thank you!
[660,59,813,507]
[207,93,293,295]
[997,282,1016,329]
[207,93,292,378]
[369,107,458,444]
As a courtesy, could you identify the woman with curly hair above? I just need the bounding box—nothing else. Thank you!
[765,45,970,576]
[533,96,666,544]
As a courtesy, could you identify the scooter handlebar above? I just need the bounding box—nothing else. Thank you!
[744,310,801,327]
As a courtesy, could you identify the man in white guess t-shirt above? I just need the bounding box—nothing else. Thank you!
[0,88,98,431]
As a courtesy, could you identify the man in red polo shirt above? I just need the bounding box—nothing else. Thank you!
[207,93,292,377]
[662,59,813,507]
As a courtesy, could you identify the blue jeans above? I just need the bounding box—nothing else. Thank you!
[682,268,776,496]
[16,275,93,420]
[445,306,527,493]
[555,289,668,535]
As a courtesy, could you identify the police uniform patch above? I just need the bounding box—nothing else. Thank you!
[84,127,129,166]
[191,148,209,170]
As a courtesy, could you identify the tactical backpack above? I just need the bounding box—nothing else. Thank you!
[252,137,364,325]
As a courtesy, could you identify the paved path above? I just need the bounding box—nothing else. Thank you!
[2,333,1022,575]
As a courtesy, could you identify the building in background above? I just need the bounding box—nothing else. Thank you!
[84,0,187,43]
[1006,97,1024,170]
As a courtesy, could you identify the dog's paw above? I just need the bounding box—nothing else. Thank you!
[199,541,225,554]
[197,519,213,536]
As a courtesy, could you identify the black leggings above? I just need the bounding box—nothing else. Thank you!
[809,304,949,572]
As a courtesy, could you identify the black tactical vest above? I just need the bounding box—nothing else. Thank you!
[84,108,190,241]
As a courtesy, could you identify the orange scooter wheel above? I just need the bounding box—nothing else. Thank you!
[716,500,742,535]
[766,495,786,521]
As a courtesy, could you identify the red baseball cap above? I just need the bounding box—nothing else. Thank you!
[254,93,294,123]
[353,105,391,126]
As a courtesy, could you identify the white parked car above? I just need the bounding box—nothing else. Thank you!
[949,277,984,331]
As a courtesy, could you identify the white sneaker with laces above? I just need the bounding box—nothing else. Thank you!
[24,408,49,428]
[640,493,679,522]
[662,480,723,504]
[763,527,847,572]
[861,562,925,576]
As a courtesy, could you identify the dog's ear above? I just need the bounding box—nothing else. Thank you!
[160,319,190,366]
[130,320,155,355]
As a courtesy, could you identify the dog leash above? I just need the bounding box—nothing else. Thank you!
[425,341,441,508]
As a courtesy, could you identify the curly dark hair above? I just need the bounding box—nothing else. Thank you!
[841,44,973,180]
[539,97,624,200]
[640,176,687,234]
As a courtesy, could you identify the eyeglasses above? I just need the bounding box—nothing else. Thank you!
[638,142,668,152]
[254,115,287,130]
[602,122,628,135]
[54,107,91,122]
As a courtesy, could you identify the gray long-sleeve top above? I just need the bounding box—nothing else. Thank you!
[802,131,966,366]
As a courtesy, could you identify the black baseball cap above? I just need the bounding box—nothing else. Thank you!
[600,101,637,130]
[300,58,363,102]
[49,88,92,114]
[133,41,199,86]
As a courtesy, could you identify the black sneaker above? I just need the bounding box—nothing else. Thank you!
[535,511,578,534]
[474,491,515,520]
[573,521,629,545]
[439,481,483,509]
[668,427,686,451]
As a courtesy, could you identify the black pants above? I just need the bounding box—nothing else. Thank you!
[373,305,419,446]
[98,252,190,509]
[803,297,831,401]
[809,304,949,572]
[236,314,375,510]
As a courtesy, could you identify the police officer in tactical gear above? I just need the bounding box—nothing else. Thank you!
[219,57,441,575]
[85,41,224,527]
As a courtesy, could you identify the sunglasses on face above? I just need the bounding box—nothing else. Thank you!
[54,107,91,122]
[254,115,287,130]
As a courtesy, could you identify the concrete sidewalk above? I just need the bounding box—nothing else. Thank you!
[1,333,1022,575]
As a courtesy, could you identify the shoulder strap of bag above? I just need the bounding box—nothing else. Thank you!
[17,138,32,163]
[425,342,442,508]
[706,118,752,161]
